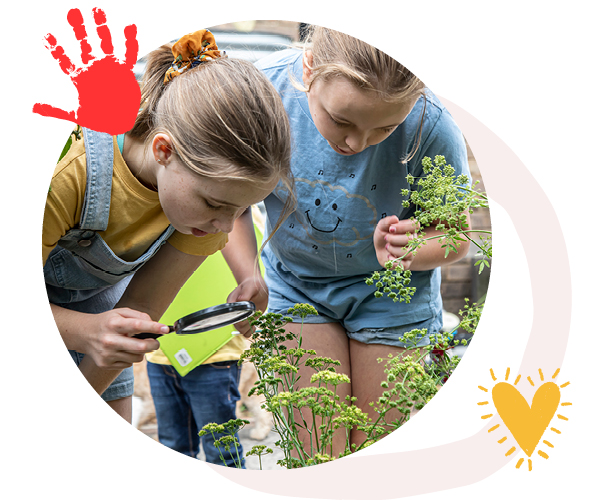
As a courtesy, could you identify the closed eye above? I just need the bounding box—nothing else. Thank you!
[329,115,350,128]
[331,114,395,134]
[204,199,222,210]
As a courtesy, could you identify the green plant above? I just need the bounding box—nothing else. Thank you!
[369,155,490,305]
[238,305,473,467]
[198,419,249,468]
[202,154,490,468]
[246,445,274,470]
[240,304,355,466]
[405,155,491,267]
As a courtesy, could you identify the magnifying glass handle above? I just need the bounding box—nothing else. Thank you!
[132,332,163,339]
[133,325,174,340]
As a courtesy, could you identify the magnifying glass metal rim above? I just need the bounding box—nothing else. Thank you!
[133,301,256,339]
[173,300,255,335]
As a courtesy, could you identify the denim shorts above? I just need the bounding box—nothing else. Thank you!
[52,279,134,402]
[69,350,134,401]
[267,279,439,349]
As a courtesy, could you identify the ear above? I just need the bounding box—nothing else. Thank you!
[151,134,173,165]
[302,50,314,87]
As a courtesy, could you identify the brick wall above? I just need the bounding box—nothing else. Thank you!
[440,141,491,316]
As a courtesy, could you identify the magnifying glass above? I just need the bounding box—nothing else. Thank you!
[133,301,256,339]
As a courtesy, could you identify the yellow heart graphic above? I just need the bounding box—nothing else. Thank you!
[492,381,560,457]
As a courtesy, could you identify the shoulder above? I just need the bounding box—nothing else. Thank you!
[404,90,469,176]
[49,132,88,201]
[419,90,462,137]
[255,48,301,71]
[43,132,88,264]
[255,49,302,84]
[402,89,465,152]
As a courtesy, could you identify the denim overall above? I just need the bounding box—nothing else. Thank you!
[44,127,175,401]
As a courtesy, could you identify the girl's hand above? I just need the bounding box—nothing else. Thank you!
[374,215,419,269]
[76,308,167,369]
[226,277,269,337]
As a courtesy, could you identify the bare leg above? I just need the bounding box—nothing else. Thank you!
[78,356,132,422]
[349,340,419,448]
[78,355,123,395]
[281,321,351,458]
[107,396,132,423]
[279,324,422,456]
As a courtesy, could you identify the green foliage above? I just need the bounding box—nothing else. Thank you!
[458,298,485,334]
[198,419,249,468]
[245,445,274,470]
[223,305,471,468]
[365,265,416,303]
[202,154,491,469]
[373,155,491,304]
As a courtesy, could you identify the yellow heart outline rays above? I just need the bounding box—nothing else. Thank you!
[492,381,560,456]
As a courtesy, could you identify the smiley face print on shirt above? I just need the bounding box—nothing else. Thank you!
[291,178,377,247]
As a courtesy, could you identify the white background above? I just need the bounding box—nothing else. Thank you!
[2,1,608,498]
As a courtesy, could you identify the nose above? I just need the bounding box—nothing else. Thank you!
[211,211,238,233]
[344,132,368,153]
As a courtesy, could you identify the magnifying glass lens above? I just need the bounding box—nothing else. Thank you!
[181,310,249,332]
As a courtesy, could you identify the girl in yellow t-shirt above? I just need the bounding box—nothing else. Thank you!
[42,29,294,422]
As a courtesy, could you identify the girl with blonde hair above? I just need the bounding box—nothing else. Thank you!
[43,29,293,425]
[251,25,472,453]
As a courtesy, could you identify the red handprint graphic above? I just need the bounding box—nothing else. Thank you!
[33,8,141,135]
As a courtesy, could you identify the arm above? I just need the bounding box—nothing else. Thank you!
[76,243,206,394]
[375,108,472,271]
[222,207,268,335]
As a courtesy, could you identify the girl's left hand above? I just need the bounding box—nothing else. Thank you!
[374,215,419,269]
[226,276,269,337]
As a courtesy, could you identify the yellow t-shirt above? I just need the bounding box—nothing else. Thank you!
[42,132,228,267]
[43,131,243,365]
[146,332,249,365]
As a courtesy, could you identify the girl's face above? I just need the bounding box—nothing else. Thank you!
[304,64,418,155]
[156,159,277,237]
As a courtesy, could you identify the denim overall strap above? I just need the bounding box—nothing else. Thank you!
[80,127,114,231]
[45,128,175,305]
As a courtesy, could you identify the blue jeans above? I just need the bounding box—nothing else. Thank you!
[146,361,244,467]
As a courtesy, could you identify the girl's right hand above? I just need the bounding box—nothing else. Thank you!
[76,308,168,369]
[373,215,419,269]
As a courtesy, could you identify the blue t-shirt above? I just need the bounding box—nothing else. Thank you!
[256,49,470,326]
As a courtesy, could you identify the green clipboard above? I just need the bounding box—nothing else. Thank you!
[154,223,264,376]
[158,326,239,377]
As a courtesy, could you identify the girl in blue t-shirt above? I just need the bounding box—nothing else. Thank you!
[249,25,472,453]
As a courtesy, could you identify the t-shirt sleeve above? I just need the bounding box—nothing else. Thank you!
[414,105,471,184]
[42,156,86,266]
[400,101,471,221]
[167,230,228,256]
